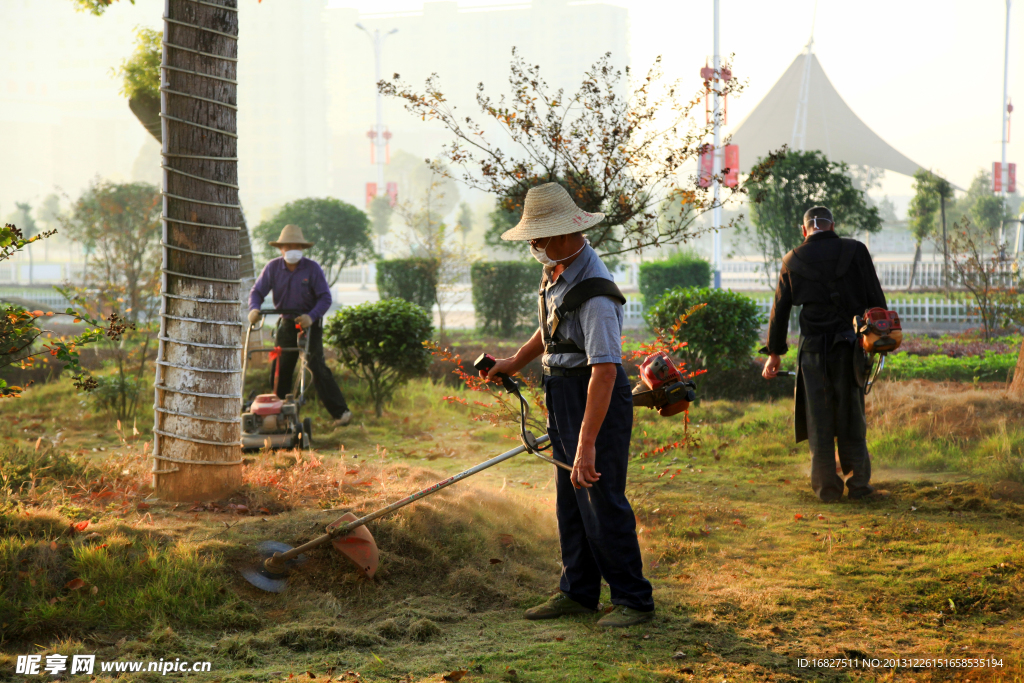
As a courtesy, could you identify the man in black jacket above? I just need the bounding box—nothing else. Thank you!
[762,206,888,502]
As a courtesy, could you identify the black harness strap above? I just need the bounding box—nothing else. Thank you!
[540,277,626,356]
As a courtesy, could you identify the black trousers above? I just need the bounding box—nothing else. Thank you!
[799,338,874,501]
[544,365,654,612]
[271,319,349,418]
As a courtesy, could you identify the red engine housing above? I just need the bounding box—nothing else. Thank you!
[638,352,688,416]
[251,393,283,416]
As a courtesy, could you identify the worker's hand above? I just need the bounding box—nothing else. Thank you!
[762,354,782,380]
[485,357,517,380]
[296,314,313,330]
[571,441,601,489]
[247,309,262,326]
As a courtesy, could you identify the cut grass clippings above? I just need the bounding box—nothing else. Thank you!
[2,374,1024,681]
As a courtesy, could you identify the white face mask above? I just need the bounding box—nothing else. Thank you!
[530,236,588,267]
[283,249,303,264]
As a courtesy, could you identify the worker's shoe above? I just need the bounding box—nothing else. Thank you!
[524,593,598,620]
[596,606,655,628]
[333,410,353,427]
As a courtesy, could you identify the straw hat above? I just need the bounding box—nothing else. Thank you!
[268,224,313,248]
[500,183,605,241]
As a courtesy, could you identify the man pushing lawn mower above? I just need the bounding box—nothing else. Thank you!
[484,183,655,628]
[248,224,352,427]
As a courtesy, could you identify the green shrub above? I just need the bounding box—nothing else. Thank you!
[324,299,433,417]
[646,286,764,373]
[376,258,438,310]
[471,261,541,336]
[639,251,711,305]
[90,373,146,418]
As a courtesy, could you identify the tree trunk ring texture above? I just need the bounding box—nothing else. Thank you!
[154,0,243,502]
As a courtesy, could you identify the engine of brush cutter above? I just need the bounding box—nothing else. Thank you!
[241,394,307,450]
[631,352,697,416]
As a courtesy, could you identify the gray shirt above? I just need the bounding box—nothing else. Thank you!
[541,244,624,369]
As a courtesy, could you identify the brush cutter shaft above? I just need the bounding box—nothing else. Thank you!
[267,434,551,566]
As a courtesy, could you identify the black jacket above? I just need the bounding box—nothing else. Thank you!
[765,231,886,355]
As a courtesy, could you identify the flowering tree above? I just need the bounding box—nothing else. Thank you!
[380,49,767,257]
[1,224,130,398]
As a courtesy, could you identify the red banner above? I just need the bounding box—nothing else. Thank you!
[386,181,398,207]
[698,146,714,188]
[994,162,1003,192]
[1009,163,1017,193]
[723,145,739,188]
[365,182,377,208]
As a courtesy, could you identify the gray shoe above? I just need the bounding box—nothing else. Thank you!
[524,593,598,620]
[596,605,655,628]
[333,410,352,427]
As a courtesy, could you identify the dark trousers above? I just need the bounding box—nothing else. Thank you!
[272,319,349,418]
[799,339,874,502]
[544,365,654,612]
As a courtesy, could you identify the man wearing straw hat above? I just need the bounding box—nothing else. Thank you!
[485,183,654,627]
[249,224,353,426]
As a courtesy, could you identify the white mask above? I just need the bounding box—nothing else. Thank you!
[530,236,588,267]
[283,249,303,264]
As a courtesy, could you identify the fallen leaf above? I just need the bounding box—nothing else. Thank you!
[671,652,686,659]
[137,502,150,511]
[489,558,503,565]
[49,540,58,550]
[794,514,803,521]
[66,578,86,590]
[442,670,467,682]
[90,585,99,595]
[817,514,825,520]
[73,520,90,532]
[307,672,315,679]
[554,636,565,641]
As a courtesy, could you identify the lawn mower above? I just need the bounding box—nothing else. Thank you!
[239,351,696,592]
[240,308,313,451]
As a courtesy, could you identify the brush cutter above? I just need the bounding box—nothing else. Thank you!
[240,351,694,592]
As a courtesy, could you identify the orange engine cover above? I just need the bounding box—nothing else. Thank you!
[858,308,903,354]
[639,352,681,391]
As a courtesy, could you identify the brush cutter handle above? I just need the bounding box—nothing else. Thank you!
[265,435,552,568]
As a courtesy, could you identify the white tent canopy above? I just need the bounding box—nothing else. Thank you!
[729,49,923,178]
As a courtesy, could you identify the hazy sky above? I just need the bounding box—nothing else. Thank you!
[337,0,1023,198]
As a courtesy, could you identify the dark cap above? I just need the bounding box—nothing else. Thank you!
[803,206,834,225]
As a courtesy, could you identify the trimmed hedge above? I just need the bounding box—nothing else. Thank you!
[471,261,542,336]
[646,286,764,373]
[639,252,712,305]
[324,298,433,417]
[376,258,437,310]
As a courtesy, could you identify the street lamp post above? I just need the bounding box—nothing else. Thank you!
[356,24,397,201]
[711,0,722,289]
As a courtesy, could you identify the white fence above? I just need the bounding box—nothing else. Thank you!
[717,260,1019,292]
[752,297,985,326]
[0,289,72,309]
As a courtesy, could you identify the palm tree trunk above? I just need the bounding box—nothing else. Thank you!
[153,0,243,501]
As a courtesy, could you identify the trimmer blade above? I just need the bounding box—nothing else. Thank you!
[239,540,307,593]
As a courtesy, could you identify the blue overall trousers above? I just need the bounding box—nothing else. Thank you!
[544,364,654,612]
